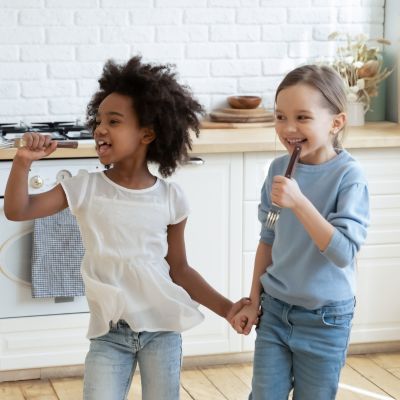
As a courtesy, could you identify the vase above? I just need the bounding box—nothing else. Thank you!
[347,101,365,126]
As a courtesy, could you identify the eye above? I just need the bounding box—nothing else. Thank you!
[110,119,120,125]
[297,115,311,121]
[275,114,285,121]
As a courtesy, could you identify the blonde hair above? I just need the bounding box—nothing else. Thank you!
[275,65,347,149]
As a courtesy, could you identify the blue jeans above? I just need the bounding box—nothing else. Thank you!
[250,293,355,400]
[83,320,182,400]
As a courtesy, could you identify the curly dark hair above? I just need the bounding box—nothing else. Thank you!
[86,56,204,177]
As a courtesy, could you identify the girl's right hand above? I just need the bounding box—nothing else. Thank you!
[16,132,58,162]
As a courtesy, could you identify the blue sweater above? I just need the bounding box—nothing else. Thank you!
[258,149,370,309]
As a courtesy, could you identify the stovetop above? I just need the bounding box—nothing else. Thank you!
[0,121,93,141]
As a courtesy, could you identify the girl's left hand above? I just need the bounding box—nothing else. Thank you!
[271,176,304,209]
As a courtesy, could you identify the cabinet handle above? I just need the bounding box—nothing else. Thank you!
[186,157,205,165]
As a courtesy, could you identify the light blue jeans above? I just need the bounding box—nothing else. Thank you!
[250,293,355,400]
[83,320,182,400]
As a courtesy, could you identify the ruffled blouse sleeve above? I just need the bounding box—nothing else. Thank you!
[60,170,90,216]
[168,182,190,225]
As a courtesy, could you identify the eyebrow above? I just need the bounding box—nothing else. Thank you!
[275,109,313,114]
[96,111,124,117]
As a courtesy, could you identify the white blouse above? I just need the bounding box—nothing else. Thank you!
[61,171,204,338]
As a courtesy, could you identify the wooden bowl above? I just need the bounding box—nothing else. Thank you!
[228,95,262,109]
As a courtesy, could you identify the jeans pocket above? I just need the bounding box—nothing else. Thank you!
[322,312,353,328]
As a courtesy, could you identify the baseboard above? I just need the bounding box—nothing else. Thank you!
[2,342,399,382]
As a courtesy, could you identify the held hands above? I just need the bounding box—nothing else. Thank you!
[16,132,58,162]
[271,175,304,209]
[231,303,260,335]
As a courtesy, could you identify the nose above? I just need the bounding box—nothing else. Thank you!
[94,122,107,136]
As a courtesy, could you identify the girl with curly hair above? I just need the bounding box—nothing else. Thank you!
[4,55,250,400]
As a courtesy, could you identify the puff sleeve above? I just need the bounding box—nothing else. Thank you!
[60,170,90,216]
[168,182,190,225]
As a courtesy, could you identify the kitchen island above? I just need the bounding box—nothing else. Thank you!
[0,121,399,378]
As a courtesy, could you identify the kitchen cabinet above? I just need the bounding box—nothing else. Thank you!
[170,153,243,356]
[242,147,400,351]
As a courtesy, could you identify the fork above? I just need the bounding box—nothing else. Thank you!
[0,137,78,150]
[265,144,302,230]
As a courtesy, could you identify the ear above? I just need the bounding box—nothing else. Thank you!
[141,128,156,145]
[331,112,346,133]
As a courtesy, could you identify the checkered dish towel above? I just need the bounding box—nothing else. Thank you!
[31,208,85,298]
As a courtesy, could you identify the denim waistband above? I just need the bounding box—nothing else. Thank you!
[263,293,356,315]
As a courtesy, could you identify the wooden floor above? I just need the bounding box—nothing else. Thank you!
[1,352,400,399]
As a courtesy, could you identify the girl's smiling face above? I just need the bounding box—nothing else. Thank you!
[275,83,345,165]
[93,92,153,166]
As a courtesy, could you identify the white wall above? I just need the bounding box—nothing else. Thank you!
[0,0,385,123]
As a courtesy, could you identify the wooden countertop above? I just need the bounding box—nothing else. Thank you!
[1,121,399,161]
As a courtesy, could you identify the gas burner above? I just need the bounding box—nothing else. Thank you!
[0,121,94,141]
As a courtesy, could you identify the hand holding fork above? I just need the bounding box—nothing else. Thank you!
[265,144,302,230]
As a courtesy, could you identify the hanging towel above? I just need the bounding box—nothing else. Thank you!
[31,208,85,298]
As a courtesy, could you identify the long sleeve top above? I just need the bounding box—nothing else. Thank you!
[258,149,370,309]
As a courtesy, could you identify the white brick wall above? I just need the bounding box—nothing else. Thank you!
[0,0,385,122]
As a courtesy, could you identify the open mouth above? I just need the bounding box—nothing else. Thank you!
[286,138,307,145]
[96,140,112,155]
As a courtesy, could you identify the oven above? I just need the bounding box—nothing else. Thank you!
[0,122,103,319]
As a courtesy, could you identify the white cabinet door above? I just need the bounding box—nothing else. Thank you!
[348,148,400,343]
[168,153,243,356]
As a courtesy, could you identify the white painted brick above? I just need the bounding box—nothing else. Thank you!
[0,10,17,26]
[75,10,129,26]
[186,78,236,94]
[130,44,183,60]
[0,63,46,80]
[130,9,183,25]
[187,43,236,59]
[174,60,210,77]
[237,8,286,24]
[0,46,19,61]
[289,41,337,58]
[0,28,44,44]
[156,0,207,7]
[288,8,337,24]
[210,0,260,5]
[46,28,99,44]
[20,10,73,26]
[211,25,260,42]
[49,98,89,115]
[262,0,311,5]
[313,24,384,41]
[0,99,47,116]
[49,62,103,79]
[101,27,154,43]
[196,94,210,110]
[0,82,19,98]
[102,0,153,6]
[185,9,235,24]
[211,60,261,77]
[313,0,360,5]
[238,43,287,59]
[262,25,312,42]
[361,0,384,5]
[20,45,75,61]
[0,0,42,7]
[157,26,207,42]
[339,7,384,23]
[21,80,76,98]
[238,76,282,92]
[263,58,306,75]
[76,45,130,61]
[77,79,99,97]
[46,0,98,8]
